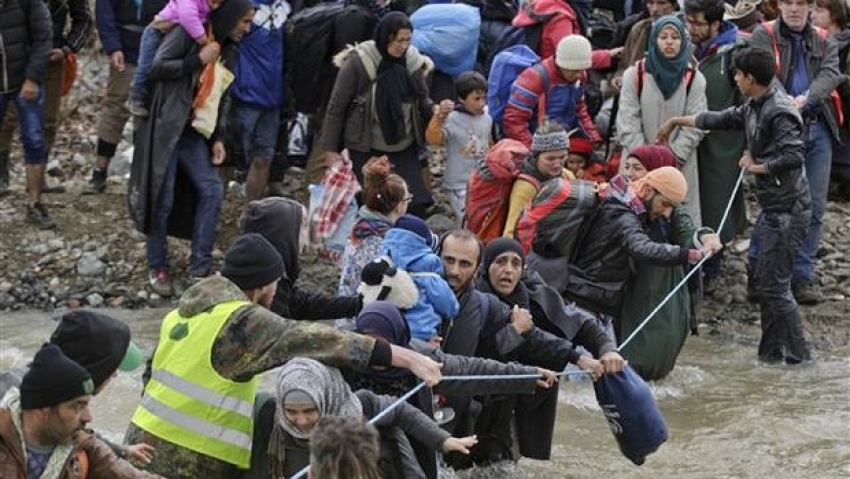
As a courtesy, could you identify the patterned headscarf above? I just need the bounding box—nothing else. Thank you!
[275,358,362,440]
[629,145,678,172]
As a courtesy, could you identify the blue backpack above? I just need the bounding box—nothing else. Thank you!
[487,44,549,138]
[411,4,481,78]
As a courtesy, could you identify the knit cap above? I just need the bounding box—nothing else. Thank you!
[531,126,570,155]
[556,35,592,70]
[222,233,284,291]
[394,214,438,251]
[21,343,94,410]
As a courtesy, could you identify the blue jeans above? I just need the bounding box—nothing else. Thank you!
[0,89,46,164]
[146,128,223,276]
[130,25,165,94]
[748,120,829,283]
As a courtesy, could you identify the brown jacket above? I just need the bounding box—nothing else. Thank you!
[0,408,162,479]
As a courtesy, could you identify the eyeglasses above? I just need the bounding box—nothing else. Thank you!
[403,193,414,202]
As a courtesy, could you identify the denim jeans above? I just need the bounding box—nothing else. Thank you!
[130,25,165,94]
[146,128,223,276]
[753,202,812,363]
[0,89,46,164]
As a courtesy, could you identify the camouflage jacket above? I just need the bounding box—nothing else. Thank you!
[129,276,382,477]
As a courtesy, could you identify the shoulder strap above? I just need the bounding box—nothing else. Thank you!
[762,21,782,73]
[636,58,645,97]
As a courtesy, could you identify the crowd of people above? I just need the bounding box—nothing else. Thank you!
[1,0,847,475]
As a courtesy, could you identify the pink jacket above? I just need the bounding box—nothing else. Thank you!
[157,0,211,41]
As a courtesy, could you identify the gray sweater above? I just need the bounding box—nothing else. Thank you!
[441,110,493,191]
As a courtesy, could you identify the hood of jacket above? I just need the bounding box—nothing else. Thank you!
[835,27,850,50]
[380,228,443,273]
[240,197,303,283]
[177,276,248,318]
[332,41,434,77]
[513,0,571,27]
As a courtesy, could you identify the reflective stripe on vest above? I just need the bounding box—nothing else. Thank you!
[131,300,257,468]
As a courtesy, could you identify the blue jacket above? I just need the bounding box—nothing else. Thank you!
[380,229,459,341]
[231,0,289,109]
[95,0,164,65]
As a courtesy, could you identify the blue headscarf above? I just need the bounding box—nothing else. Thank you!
[645,15,691,100]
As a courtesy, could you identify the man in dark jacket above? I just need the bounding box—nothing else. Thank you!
[750,0,843,304]
[129,0,253,296]
[86,0,166,193]
[658,46,814,364]
[0,0,53,228]
[0,0,92,198]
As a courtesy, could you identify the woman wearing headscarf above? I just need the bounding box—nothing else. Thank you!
[614,145,702,381]
[475,237,625,464]
[240,196,362,320]
[321,12,435,217]
[245,357,476,479]
[617,15,707,226]
[342,301,556,477]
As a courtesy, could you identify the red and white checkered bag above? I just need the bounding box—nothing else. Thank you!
[313,150,361,241]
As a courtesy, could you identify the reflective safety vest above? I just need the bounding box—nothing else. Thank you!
[131,300,258,468]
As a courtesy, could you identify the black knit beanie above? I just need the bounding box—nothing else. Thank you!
[21,343,94,410]
[222,233,284,291]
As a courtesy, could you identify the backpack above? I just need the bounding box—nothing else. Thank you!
[457,0,518,22]
[514,177,599,257]
[286,3,376,114]
[587,10,616,49]
[484,23,544,75]
[487,44,549,137]
[760,20,844,126]
[464,139,540,243]
[411,4,481,78]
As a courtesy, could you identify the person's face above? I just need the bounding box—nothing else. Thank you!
[440,236,480,293]
[779,0,812,31]
[558,69,584,83]
[283,403,320,435]
[387,29,412,59]
[685,12,719,45]
[647,0,677,19]
[460,90,487,116]
[42,396,92,445]
[536,149,568,178]
[647,191,678,222]
[230,10,255,41]
[812,4,834,28]
[656,25,683,59]
[487,251,523,297]
[624,156,649,182]
[733,69,755,96]
[565,154,586,175]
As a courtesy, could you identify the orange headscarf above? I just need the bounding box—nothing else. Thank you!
[631,166,688,204]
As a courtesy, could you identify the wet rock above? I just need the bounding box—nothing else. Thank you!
[77,252,106,276]
[70,153,87,170]
[86,293,104,307]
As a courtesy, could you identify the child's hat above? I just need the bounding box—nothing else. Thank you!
[394,214,439,251]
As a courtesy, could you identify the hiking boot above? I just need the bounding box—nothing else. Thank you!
[83,168,107,194]
[746,265,759,303]
[792,280,824,305]
[26,202,56,230]
[126,89,149,118]
[0,151,9,197]
[266,181,285,197]
[148,268,174,297]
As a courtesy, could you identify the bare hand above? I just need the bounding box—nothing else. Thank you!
[700,233,723,255]
[390,345,443,386]
[198,42,221,64]
[441,435,478,454]
[510,305,534,334]
[610,75,623,92]
[738,153,755,170]
[535,367,558,388]
[576,355,603,381]
[49,48,65,63]
[656,120,675,145]
[127,443,155,465]
[211,141,225,165]
[324,151,343,167]
[19,79,39,101]
[793,95,807,110]
[111,51,126,71]
[438,99,454,116]
[609,46,625,58]
[599,351,627,375]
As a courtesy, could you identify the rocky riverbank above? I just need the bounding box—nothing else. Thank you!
[0,51,848,350]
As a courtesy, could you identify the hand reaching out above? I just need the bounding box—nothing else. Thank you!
[442,435,478,454]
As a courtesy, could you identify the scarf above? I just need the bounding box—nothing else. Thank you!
[374,12,417,146]
[5,388,75,479]
[628,145,678,171]
[645,15,692,100]
[475,238,531,308]
[606,174,647,215]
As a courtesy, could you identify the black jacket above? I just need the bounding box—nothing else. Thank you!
[696,82,811,214]
[48,0,93,53]
[0,0,52,93]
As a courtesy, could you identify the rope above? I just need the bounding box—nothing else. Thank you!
[619,167,746,349]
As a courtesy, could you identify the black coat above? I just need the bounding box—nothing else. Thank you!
[0,0,52,93]
[48,0,92,52]
[128,28,233,239]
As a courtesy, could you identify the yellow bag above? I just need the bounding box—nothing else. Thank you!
[191,60,234,139]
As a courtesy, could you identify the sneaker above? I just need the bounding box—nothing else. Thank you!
[266,181,285,197]
[792,280,824,305]
[148,269,174,297]
[26,203,56,230]
[83,169,107,194]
